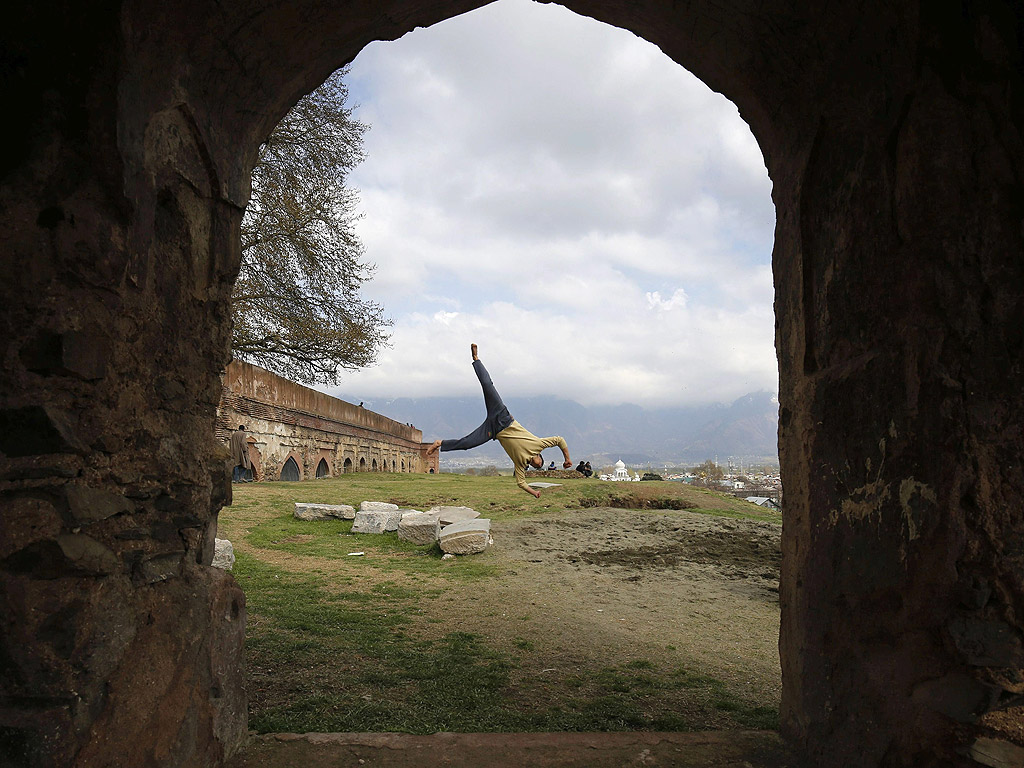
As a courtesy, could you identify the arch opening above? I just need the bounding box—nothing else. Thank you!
[234,0,783,744]
[315,457,330,478]
[280,456,301,481]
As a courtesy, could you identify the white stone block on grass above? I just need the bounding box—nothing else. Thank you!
[359,501,399,513]
[398,511,441,545]
[439,518,491,555]
[428,505,480,526]
[352,507,403,534]
[293,503,356,521]
[212,538,235,570]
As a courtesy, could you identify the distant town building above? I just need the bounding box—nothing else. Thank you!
[600,459,641,482]
[745,496,781,510]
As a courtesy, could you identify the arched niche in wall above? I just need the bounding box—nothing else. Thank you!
[280,456,301,481]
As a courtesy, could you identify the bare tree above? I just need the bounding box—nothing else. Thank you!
[692,459,724,487]
[233,67,389,384]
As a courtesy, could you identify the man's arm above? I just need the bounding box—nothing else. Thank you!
[514,463,542,498]
[540,436,572,469]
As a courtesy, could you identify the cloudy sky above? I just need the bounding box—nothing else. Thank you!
[326,0,776,409]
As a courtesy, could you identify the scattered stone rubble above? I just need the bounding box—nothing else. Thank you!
[438,518,492,555]
[292,500,492,555]
[212,538,235,570]
[293,503,356,521]
[352,502,403,534]
[397,510,441,545]
[428,505,480,526]
[359,501,401,513]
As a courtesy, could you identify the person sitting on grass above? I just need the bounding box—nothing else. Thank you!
[425,343,572,498]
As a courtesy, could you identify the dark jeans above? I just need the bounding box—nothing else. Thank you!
[440,359,514,452]
[232,465,251,482]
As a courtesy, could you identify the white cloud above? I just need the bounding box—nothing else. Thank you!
[331,0,776,407]
[646,289,689,312]
[433,310,460,325]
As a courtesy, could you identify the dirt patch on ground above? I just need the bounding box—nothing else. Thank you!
[577,496,694,510]
[574,519,780,577]
[416,507,782,706]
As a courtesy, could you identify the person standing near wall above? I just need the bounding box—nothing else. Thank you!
[229,424,252,482]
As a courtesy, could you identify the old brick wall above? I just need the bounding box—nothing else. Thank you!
[217,361,429,479]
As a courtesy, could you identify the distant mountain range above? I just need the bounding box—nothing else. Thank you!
[344,390,780,467]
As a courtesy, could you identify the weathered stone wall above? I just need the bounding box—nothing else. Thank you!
[217,360,431,479]
[770,7,1024,766]
[0,3,250,764]
[0,1,1021,767]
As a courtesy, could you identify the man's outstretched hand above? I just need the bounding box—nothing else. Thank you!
[563,460,573,469]
[426,439,442,456]
[529,488,542,499]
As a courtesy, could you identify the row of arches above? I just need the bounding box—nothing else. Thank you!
[277,454,411,480]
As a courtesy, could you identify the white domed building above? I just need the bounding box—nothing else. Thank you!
[600,459,641,482]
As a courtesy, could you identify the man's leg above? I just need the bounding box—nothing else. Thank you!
[471,345,513,431]
[473,359,507,420]
[438,420,493,452]
[426,343,512,455]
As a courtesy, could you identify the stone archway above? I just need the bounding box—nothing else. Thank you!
[1,2,1022,767]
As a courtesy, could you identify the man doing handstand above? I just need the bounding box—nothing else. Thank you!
[426,344,572,498]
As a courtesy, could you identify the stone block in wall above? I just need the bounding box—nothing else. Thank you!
[398,511,440,545]
[0,497,62,559]
[137,553,184,584]
[439,519,491,555]
[65,484,132,523]
[293,503,356,521]
[428,505,480,526]
[56,533,121,575]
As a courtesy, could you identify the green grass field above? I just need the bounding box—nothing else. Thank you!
[220,474,780,734]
